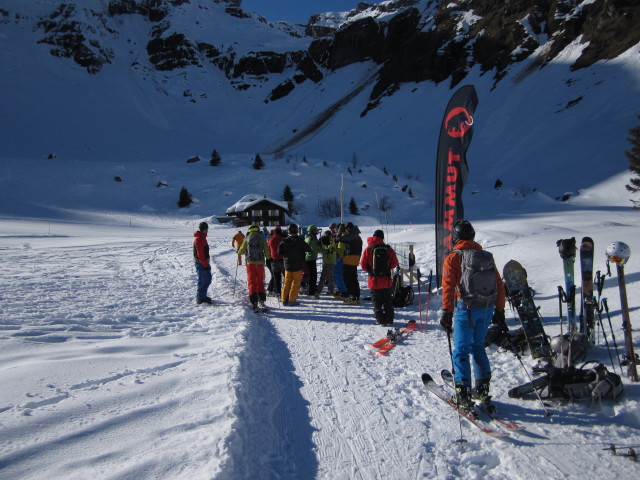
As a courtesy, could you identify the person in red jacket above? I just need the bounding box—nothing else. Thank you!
[439,219,507,411]
[360,230,399,326]
[193,221,212,304]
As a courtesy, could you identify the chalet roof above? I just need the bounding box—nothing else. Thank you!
[225,194,289,214]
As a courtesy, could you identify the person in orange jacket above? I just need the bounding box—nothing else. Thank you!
[440,219,506,411]
[232,230,245,265]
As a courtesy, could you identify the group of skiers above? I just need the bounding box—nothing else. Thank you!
[194,218,510,413]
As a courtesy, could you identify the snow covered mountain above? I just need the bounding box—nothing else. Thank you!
[1,0,639,222]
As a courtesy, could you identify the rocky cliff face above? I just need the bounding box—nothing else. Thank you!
[306,0,640,114]
[5,0,639,111]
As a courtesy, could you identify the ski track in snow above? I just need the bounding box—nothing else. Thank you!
[0,218,639,479]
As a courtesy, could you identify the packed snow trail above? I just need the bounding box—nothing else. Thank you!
[1,215,640,479]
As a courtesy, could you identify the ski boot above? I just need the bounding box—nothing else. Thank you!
[453,384,475,414]
[472,380,495,413]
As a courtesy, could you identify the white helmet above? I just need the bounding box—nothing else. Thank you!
[550,335,569,354]
[605,241,631,266]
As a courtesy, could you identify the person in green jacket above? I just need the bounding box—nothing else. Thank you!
[317,229,337,295]
[304,224,323,299]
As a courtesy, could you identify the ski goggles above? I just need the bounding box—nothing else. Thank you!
[608,255,628,266]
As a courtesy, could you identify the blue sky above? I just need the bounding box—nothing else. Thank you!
[241,0,364,24]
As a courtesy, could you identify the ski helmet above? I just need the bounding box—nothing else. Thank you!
[550,335,569,354]
[452,219,475,244]
[557,237,576,260]
[605,241,631,266]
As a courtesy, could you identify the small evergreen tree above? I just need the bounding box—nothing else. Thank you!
[282,184,296,215]
[177,187,193,208]
[625,115,640,208]
[252,154,265,170]
[348,197,359,215]
[383,166,388,175]
[210,149,221,166]
[282,185,294,203]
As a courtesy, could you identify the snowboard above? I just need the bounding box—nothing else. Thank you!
[502,260,550,360]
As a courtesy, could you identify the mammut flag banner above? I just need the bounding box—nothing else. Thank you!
[435,85,478,288]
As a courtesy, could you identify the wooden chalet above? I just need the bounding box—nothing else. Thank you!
[225,194,289,227]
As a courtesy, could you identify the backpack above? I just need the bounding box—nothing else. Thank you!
[392,270,414,307]
[371,245,391,277]
[549,362,623,402]
[247,234,264,262]
[454,249,497,308]
[509,362,623,403]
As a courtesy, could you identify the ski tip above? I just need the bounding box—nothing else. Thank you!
[421,373,434,384]
[581,236,594,244]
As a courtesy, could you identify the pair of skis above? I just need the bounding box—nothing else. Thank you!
[368,319,417,356]
[421,370,524,440]
[557,237,596,340]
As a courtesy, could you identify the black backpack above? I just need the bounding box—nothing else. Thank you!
[371,245,391,277]
[454,249,497,308]
[392,270,414,307]
[509,362,623,403]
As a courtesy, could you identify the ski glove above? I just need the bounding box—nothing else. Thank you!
[492,310,507,332]
[440,312,453,334]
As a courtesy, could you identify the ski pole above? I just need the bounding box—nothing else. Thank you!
[504,335,553,418]
[594,298,618,375]
[416,268,423,331]
[232,262,239,298]
[446,329,466,443]
[602,298,623,373]
[557,286,566,368]
[424,270,433,332]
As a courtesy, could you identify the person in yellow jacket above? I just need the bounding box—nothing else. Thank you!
[232,230,245,265]
[237,225,271,312]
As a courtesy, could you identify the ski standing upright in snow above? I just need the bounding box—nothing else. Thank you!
[579,237,595,342]
[605,241,638,382]
[557,238,577,332]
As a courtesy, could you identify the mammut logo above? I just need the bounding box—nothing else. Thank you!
[445,107,474,138]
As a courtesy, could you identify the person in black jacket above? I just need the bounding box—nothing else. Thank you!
[277,224,311,306]
[338,222,363,305]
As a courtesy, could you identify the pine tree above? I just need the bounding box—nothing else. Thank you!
[625,115,640,208]
[282,185,294,203]
[348,197,359,215]
[282,184,296,214]
[210,149,221,166]
[177,187,193,208]
[252,154,265,170]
